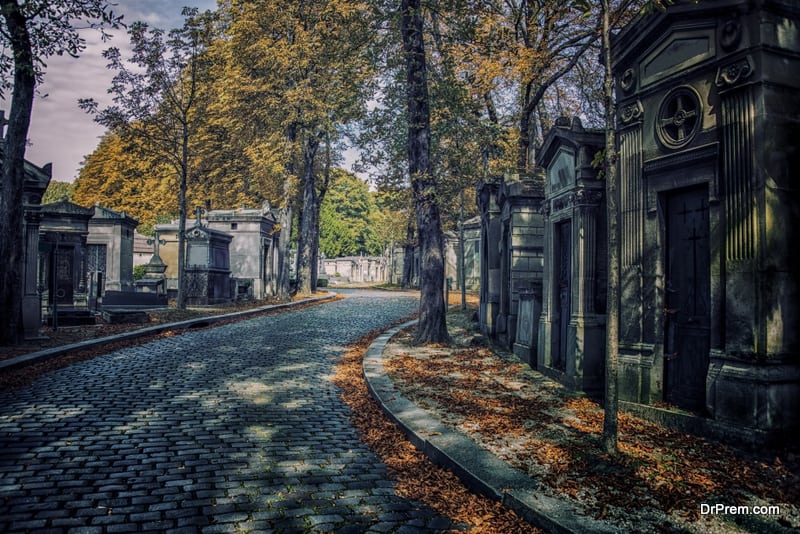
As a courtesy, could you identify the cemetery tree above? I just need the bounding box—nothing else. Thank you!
[0,0,121,345]
[80,8,215,309]
[319,170,382,258]
[599,0,621,455]
[433,1,602,173]
[42,181,75,204]
[400,0,449,344]
[73,132,177,230]
[218,0,374,297]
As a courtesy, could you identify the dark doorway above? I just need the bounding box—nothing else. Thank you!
[554,221,571,371]
[52,245,74,305]
[664,185,710,411]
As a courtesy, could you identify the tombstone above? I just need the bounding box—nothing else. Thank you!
[206,204,280,299]
[611,1,800,440]
[535,117,606,394]
[39,200,95,326]
[478,174,545,350]
[133,232,168,298]
[87,205,138,294]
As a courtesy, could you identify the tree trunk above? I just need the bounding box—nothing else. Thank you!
[601,0,620,455]
[297,135,320,296]
[175,120,189,310]
[0,1,36,345]
[311,134,332,291]
[402,222,414,288]
[400,0,449,345]
[276,202,293,300]
[276,125,297,301]
[459,188,466,310]
[517,97,533,173]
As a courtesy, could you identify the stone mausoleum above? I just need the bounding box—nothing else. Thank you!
[611,0,800,441]
[535,117,607,395]
[87,205,138,293]
[477,174,545,351]
[206,204,280,299]
[39,200,94,325]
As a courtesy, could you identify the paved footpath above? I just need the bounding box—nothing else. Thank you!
[0,290,462,533]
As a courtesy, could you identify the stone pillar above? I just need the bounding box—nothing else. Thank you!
[21,163,51,339]
[22,209,44,339]
[570,188,606,394]
[477,178,502,336]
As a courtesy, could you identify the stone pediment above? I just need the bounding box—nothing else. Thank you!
[91,204,139,226]
[185,223,232,243]
[41,200,94,218]
[641,27,716,87]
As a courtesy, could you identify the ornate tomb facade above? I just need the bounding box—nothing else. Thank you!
[39,200,94,325]
[477,174,545,350]
[535,117,607,394]
[611,0,800,441]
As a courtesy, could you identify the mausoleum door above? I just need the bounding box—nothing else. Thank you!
[53,245,74,305]
[664,185,710,412]
[554,221,571,371]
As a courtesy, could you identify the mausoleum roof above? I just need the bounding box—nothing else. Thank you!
[91,204,139,226]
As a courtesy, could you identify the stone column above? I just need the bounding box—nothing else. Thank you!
[477,178,502,336]
[22,209,44,339]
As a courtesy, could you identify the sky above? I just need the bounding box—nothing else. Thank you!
[22,0,219,183]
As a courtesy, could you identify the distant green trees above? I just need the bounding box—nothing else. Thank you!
[42,180,75,204]
[319,169,395,258]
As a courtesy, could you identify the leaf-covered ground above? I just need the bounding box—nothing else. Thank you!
[382,309,800,533]
[333,325,537,533]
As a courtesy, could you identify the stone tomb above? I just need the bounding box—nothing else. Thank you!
[206,205,280,299]
[535,117,607,394]
[39,200,94,325]
[184,219,233,305]
[443,215,481,292]
[611,0,800,441]
[477,174,545,351]
[87,205,138,295]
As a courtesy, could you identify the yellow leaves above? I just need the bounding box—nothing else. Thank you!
[73,132,177,227]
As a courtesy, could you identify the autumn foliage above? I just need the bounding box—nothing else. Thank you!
[382,313,799,531]
[333,327,536,533]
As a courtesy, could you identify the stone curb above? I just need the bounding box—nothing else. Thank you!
[362,320,619,534]
[0,292,338,373]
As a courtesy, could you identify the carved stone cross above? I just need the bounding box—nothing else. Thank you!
[194,205,205,226]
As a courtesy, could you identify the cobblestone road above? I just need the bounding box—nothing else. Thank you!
[0,290,460,533]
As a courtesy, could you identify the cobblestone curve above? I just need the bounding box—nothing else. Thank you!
[0,290,461,533]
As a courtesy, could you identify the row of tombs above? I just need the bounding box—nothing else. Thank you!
[17,188,479,331]
[477,1,799,445]
[18,192,285,328]
[13,1,797,443]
